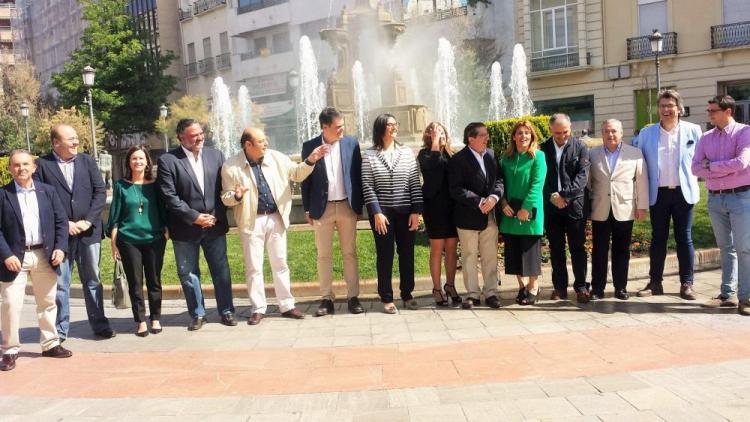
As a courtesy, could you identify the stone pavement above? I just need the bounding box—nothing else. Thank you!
[1,268,749,421]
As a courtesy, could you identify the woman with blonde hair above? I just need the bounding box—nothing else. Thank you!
[499,121,547,305]
[417,122,461,306]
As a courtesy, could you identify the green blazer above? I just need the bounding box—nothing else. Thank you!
[499,150,547,236]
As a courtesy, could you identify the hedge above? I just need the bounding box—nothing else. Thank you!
[486,115,552,158]
[0,157,10,186]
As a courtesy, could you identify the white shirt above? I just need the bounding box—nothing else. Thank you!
[554,140,567,192]
[322,137,347,201]
[53,151,75,190]
[658,125,680,187]
[15,181,41,247]
[469,147,488,177]
[181,145,205,194]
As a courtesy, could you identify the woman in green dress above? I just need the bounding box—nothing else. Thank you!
[107,145,167,336]
[499,120,547,305]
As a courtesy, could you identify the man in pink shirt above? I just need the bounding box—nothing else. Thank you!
[692,95,750,315]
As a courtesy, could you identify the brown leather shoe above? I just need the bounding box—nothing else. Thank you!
[637,282,664,297]
[680,283,696,300]
[248,312,264,325]
[576,290,590,304]
[281,308,305,319]
[41,345,73,358]
[702,296,739,308]
[550,289,567,300]
[739,300,750,316]
[0,354,17,371]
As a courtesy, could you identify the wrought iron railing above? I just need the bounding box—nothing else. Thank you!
[184,62,198,78]
[626,32,677,60]
[198,57,215,74]
[239,51,257,61]
[215,52,231,69]
[711,21,750,49]
[178,7,193,21]
[237,0,287,15]
[193,0,227,16]
[531,52,580,72]
[405,6,468,24]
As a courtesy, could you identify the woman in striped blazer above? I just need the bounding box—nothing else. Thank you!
[362,114,424,314]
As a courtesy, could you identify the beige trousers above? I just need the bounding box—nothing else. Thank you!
[1,249,60,354]
[313,200,360,300]
[457,214,499,300]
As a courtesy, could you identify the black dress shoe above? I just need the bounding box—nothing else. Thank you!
[41,345,73,358]
[0,354,17,371]
[348,297,365,314]
[316,299,335,317]
[637,282,664,297]
[188,316,207,331]
[281,308,305,319]
[615,289,630,300]
[150,327,162,334]
[94,328,117,339]
[589,293,602,301]
[248,312,264,325]
[221,313,238,326]
[485,295,501,309]
[576,290,590,304]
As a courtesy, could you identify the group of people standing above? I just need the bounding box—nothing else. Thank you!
[2,89,749,372]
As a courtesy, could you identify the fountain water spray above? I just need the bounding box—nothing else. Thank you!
[297,36,326,144]
[236,85,253,135]
[352,60,370,142]
[209,77,238,157]
[433,38,460,141]
[488,61,507,121]
[409,67,422,105]
[510,44,535,118]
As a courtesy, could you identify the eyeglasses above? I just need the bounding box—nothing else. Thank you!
[706,108,724,114]
[386,122,399,128]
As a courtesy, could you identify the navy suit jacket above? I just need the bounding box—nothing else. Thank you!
[540,137,590,219]
[448,146,504,231]
[34,152,107,249]
[301,135,363,220]
[157,146,228,241]
[0,181,69,282]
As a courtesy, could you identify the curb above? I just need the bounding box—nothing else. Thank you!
[40,248,721,301]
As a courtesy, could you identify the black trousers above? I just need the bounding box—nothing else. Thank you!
[545,212,588,292]
[369,210,415,303]
[591,211,634,294]
[116,236,166,323]
[649,187,695,284]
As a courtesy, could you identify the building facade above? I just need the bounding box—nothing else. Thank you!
[0,0,19,67]
[516,0,750,138]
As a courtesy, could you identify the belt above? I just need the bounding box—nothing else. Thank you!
[24,244,43,251]
[658,186,680,190]
[328,198,348,203]
[709,185,750,195]
[257,210,277,215]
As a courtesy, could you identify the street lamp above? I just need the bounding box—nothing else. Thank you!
[159,104,169,151]
[19,102,30,151]
[649,29,664,94]
[81,65,98,162]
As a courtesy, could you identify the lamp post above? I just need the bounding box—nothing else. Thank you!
[159,104,169,151]
[649,29,664,94]
[81,65,98,162]
[19,102,30,151]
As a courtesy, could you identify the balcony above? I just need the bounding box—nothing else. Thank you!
[405,6,468,24]
[178,7,193,21]
[627,32,677,60]
[198,57,215,74]
[216,52,231,70]
[711,21,750,49]
[184,62,198,78]
[531,52,580,72]
[237,0,287,15]
[193,0,226,16]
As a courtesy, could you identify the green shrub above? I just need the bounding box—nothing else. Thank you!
[0,157,9,186]
[485,115,552,158]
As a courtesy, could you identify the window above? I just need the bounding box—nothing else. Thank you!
[272,32,291,54]
[723,0,750,24]
[220,31,229,54]
[202,36,212,58]
[530,0,578,58]
[535,95,594,135]
[237,0,288,14]
[254,37,267,56]
[187,42,196,63]
[638,0,667,36]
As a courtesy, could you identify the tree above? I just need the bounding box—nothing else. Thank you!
[35,107,105,155]
[0,61,43,154]
[153,95,210,147]
[51,0,176,135]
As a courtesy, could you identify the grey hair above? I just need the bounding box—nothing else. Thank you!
[601,119,623,132]
[550,113,571,126]
[8,149,33,167]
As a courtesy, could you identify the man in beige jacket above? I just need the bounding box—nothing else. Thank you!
[221,127,328,325]
[587,119,649,300]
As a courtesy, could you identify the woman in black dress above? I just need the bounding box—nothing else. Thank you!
[417,122,461,306]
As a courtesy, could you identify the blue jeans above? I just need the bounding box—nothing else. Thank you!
[708,190,750,301]
[172,235,234,318]
[56,242,111,338]
[649,187,695,284]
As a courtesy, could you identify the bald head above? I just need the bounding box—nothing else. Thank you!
[550,113,572,145]
[241,127,268,162]
[51,124,79,160]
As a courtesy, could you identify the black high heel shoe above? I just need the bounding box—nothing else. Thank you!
[433,289,449,307]
[522,287,541,305]
[515,287,528,305]
[444,283,462,307]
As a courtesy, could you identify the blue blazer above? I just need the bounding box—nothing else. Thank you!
[633,120,702,206]
[156,146,229,241]
[0,181,69,282]
[34,152,107,247]
[301,135,363,220]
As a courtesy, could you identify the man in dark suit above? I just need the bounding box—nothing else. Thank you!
[540,113,591,303]
[1,150,72,371]
[157,119,236,331]
[301,107,364,316]
[448,122,504,309]
[34,124,114,340]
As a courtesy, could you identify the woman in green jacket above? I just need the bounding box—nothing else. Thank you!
[499,120,547,305]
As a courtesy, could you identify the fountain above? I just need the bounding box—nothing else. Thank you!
[433,38,460,141]
[408,67,422,105]
[352,60,370,142]
[510,43,535,118]
[209,77,237,157]
[488,61,507,121]
[297,36,326,145]
[236,85,253,136]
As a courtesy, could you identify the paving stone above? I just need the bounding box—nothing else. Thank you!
[461,401,526,422]
[407,403,467,422]
[585,373,651,393]
[653,405,728,422]
[485,380,548,400]
[436,385,493,404]
[708,399,750,421]
[448,328,491,341]
[336,391,389,411]
[597,410,665,422]
[249,412,302,422]
[618,387,689,410]
[538,378,599,398]
[512,396,581,419]
[387,387,441,407]
[333,335,373,347]
[566,392,637,415]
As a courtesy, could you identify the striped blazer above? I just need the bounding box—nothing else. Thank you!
[362,144,424,215]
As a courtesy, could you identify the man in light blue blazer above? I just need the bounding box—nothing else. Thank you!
[633,89,703,300]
